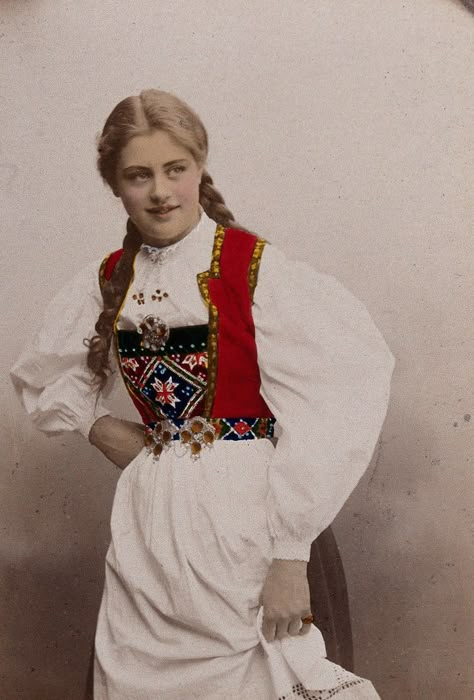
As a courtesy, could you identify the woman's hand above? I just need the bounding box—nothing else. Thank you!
[259,559,313,642]
[88,415,145,469]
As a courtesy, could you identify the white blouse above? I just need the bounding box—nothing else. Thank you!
[10,210,395,562]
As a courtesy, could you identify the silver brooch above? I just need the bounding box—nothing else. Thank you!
[145,419,178,458]
[137,314,170,351]
[179,417,216,460]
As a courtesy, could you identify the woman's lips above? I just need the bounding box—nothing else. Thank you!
[147,206,178,216]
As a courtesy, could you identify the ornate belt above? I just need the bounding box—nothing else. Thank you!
[144,416,275,461]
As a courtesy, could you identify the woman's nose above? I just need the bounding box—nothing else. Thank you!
[150,175,171,201]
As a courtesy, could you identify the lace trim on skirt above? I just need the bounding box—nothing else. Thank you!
[278,678,365,699]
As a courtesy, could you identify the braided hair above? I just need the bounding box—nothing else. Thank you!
[85,89,248,389]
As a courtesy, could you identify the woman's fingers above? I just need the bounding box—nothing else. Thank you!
[276,620,289,640]
[262,617,277,642]
[262,615,311,641]
[288,617,302,636]
[299,619,313,635]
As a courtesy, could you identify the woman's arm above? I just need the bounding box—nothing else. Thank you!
[88,415,145,469]
[10,258,115,439]
[252,243,395,641]
[253,244,394,561]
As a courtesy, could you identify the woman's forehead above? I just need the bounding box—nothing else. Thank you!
[119,130,191,167]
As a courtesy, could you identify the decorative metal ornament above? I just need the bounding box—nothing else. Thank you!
[301,614,315,625]
[137,314,170,351]
[151,289,169,302]
[132,289,169,304]
[179,417,216,460]
[132,292,145,305]
[145,419,178,458]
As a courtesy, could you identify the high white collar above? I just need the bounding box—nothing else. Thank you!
[139,207,215,256]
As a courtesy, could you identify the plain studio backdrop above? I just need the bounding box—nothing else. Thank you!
[1,1,472,698]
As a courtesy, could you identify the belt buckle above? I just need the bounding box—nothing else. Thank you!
[179,417,216,460]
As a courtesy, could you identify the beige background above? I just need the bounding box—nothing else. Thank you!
[1,1,473,698]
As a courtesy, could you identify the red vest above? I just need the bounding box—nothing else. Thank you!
[100,225,273,420]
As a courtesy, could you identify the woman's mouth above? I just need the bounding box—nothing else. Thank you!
[147,206,178,217]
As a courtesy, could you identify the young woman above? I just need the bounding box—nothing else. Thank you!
[11,89,394,699]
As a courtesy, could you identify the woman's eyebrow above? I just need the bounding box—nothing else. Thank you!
[163,158,189,167]
[122,165,151,172]
[122,158,189,171]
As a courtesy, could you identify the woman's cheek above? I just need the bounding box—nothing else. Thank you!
[121,188,146,211]
[176,175,201,202]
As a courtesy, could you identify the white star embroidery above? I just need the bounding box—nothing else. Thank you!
[151,377,181,407]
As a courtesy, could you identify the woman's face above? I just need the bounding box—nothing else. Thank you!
[114,129,204,247]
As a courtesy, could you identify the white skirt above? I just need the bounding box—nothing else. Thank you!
[93,439,380,700]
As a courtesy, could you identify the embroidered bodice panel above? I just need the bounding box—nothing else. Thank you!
[116,325,209,424]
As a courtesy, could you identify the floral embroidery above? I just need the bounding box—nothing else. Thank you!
[182,352,208,370]
[121,357,139,372]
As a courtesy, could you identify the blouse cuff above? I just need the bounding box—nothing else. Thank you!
[76,406,113,442]
[271,537,314,563]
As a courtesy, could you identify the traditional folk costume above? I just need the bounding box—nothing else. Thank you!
[11,209,394,699]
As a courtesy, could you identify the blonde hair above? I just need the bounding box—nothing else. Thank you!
[85,89,246,389]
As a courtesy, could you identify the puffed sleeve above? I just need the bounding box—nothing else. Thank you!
[10,257,114,440]
[253,244,395,562]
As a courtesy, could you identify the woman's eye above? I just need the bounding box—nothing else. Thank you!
[127,171,150,181]
[169,166,185,175]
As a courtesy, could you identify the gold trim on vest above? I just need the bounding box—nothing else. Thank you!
[248,237,267,302]
[98,252,111,291]
[196,224,226,417]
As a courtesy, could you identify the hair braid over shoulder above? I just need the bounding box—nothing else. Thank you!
[85,220,142,389]
[199,170,244,229]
